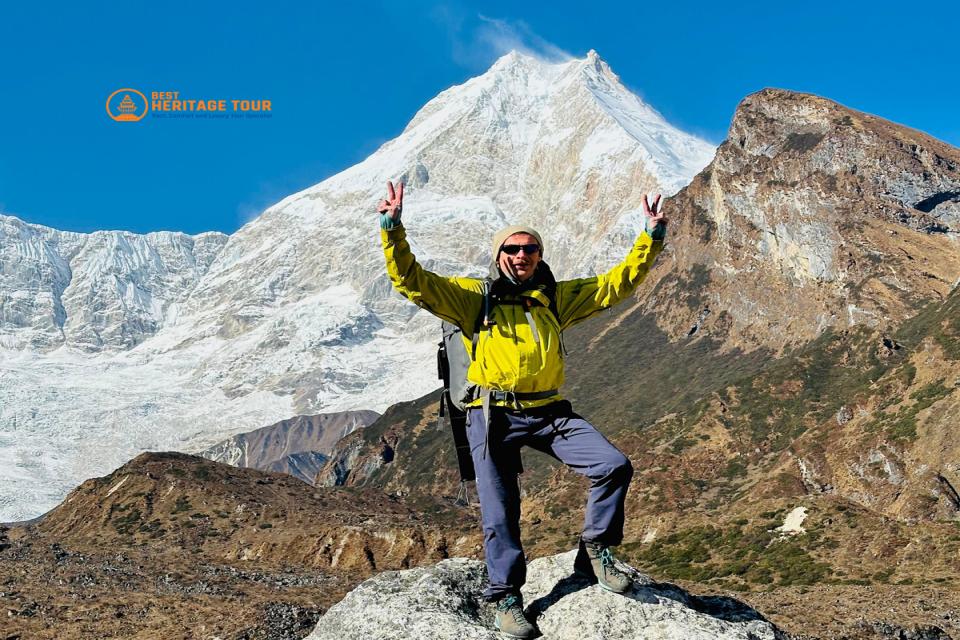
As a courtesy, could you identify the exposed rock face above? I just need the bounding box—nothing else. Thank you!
[314,432,387,488]
[314,391,440,489]
[653,89,960,355]
[200,410,378,484]
[305,550,783,640]
[265,450,330,486]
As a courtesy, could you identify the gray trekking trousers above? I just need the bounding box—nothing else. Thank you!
[466,400,634,601]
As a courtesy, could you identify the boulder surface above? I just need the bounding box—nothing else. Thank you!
[306,549,784,639]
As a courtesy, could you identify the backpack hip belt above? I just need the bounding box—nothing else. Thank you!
[487,389,560,408]
[477,387,560,460]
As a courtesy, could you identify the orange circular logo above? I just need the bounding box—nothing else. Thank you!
[106,88,149,122]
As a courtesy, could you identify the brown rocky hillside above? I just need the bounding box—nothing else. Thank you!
[0,452,479,639]
[199,410,380,484]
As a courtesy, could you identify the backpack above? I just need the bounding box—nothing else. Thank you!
[437,269,562,490]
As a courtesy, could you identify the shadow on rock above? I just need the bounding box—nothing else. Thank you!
[527,572,659,620]
[645,579,772,625]
[527,555,770,628]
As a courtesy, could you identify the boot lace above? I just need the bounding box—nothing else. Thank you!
[598,546,628,579]
[496,594,527,625]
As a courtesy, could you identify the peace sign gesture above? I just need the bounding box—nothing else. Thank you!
[643,193,667,226]
[377,180,405,223]
[643,193,668,239]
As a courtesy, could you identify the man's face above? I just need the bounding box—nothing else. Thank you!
[497,233,541,282]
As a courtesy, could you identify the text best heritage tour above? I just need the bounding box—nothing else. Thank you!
[151,92,272,112]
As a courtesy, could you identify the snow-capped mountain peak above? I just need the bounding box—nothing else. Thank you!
[0,50,715,521]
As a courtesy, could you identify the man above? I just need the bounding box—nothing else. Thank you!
[378,181,667,638]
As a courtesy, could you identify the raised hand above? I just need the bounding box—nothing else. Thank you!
[377,180,405,223]
[643,193,668,240]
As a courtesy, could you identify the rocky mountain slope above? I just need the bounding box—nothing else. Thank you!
[309,88,960,638]
[3,446,957,639]
[200,410,378,484]
[0,452,480,639]
[650,88,959,355]
[0,49,714,522]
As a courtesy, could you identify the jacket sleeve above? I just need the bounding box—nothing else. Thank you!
[556,230,665,330]
[382,224,482,331]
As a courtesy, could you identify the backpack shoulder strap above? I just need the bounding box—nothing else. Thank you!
[469,278,495,360]
[470,274,563,357]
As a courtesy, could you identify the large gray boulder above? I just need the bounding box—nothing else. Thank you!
[306,550,783,639]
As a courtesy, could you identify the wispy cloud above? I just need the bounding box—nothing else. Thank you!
[430,6,574,71]
[474,15,573,63]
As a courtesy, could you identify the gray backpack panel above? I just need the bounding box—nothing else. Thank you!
[440,320,478,411]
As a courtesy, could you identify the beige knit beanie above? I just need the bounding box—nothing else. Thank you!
[491,225,545,259]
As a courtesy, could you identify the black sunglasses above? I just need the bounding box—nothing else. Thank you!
[501,243,540,256]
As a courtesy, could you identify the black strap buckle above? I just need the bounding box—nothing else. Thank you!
[489,389,559,408]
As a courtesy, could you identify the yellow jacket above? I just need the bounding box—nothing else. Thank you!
[381,225,664,408]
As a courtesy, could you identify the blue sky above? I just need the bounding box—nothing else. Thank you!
[1,0,956,235]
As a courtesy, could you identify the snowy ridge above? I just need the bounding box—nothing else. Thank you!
[0,214,228,352]
[0,50,715,521]
[579,51,712,191]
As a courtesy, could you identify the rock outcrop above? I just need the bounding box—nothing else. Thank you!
[652,89,960,356]
[314,391,441,489]
[306,549,783,639]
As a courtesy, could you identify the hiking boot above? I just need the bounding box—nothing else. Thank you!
[574,538,633,594]
[493,593,539,639]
